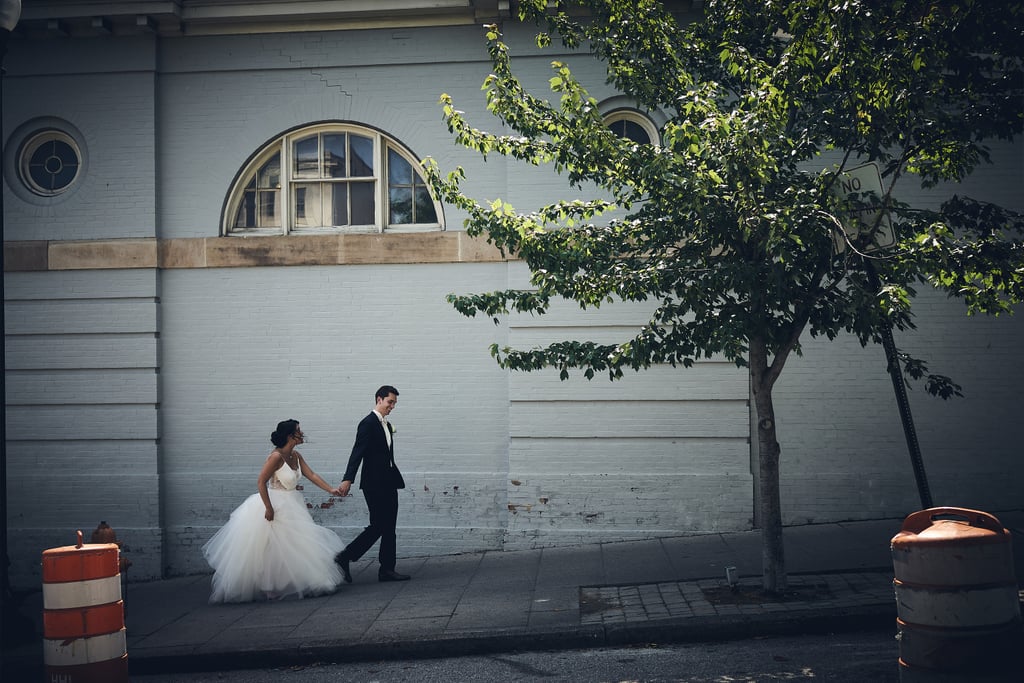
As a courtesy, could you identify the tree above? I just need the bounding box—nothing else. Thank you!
[423,0,1024,593]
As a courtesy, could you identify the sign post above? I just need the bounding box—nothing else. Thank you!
[832,162,932,508]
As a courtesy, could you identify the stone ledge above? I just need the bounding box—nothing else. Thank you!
[5,232,509,271]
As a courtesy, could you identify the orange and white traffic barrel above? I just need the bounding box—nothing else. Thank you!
[891,507,1021,682]
[41,530,128,683]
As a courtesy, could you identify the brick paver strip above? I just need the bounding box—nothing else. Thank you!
[579,571,893,624]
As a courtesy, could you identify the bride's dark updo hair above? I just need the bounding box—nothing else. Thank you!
[270,419,299,448]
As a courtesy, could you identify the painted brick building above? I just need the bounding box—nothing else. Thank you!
[3,1,1021,587]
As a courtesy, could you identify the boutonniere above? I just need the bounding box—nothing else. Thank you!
[387,423,396,435]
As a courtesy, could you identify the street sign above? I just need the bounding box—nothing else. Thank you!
[832,162,896,253]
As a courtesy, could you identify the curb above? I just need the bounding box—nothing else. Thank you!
[2,606,896,679]
[6,603,892,677]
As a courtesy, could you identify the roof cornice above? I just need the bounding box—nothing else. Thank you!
[16,0,515,38]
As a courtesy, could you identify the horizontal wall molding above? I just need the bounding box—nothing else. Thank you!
[4,232,510,271]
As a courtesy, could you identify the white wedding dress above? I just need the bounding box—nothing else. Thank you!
[202,458,345,603]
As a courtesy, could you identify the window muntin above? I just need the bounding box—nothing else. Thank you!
[226,124,442,235]
[19,130,82,197]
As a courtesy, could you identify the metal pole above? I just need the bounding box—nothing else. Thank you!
[866,262,933,509]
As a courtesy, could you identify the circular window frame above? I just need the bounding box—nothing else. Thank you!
[19,129,83,197]
[4,118,89,205]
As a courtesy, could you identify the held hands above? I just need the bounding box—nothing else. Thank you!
[335,481,352,497]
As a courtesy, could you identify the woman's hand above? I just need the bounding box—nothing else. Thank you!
[265,508,275,521]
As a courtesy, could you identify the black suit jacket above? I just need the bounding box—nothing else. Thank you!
[343,412,405,490]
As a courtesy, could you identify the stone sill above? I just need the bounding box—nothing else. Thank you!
[4,232,509,272]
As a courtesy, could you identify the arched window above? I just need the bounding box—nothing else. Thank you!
[603,109,659,146]
[223,123,443,235]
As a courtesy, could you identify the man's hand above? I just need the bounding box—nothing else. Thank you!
[337,480,352,497]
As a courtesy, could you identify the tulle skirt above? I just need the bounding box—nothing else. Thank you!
[202,488,345,603]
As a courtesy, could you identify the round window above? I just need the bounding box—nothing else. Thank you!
[19,130,82,197]
[608,118,652,144]
[603,109,659,146]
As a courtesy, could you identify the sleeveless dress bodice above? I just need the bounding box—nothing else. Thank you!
[269,462,300,491]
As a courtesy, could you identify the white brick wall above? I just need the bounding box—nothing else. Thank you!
[772,287,1024,524]
[157,262,514,576]
[152,258,756,575]
[5,270,161,583]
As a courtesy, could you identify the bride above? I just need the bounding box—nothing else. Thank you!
[202,419,345,602]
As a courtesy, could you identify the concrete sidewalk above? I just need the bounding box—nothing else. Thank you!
[3,511,1022,678]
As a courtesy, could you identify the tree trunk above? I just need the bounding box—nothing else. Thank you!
[750,337,787,594]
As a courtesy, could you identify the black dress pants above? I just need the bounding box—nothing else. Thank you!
[342,488,398,571]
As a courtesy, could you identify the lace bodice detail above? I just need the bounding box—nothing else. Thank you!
[269,461,301,491]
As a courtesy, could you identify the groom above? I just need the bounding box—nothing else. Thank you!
[334,385,410,582]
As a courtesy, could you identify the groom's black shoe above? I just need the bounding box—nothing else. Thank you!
[378,569,410,582]
[334,553,352,584]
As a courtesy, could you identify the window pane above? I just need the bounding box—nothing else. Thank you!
[623,120,649,143]
[331,183,349,226]
[388,149,412,185]
[29,142,51,167]
[323,134,346,179]
[389,187,412,224]
[350,134,374,177]
[55,142,78,166]
[293,136,320,178]
[351,182,374,224]
[293,183,321,228]
[258,188,280,227]
[258,154,280,188]
[234,192,256,228]
[53,162,78,190]
[414,186,438,223]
